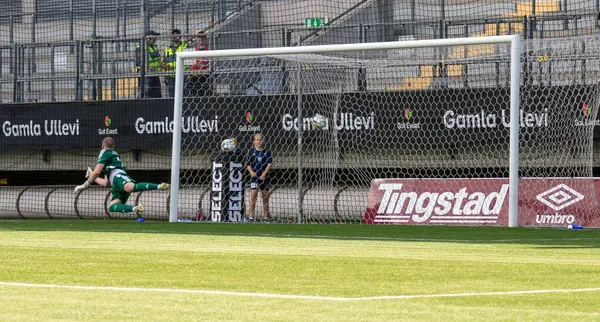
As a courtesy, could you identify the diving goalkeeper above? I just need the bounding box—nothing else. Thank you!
[74,137,170,216]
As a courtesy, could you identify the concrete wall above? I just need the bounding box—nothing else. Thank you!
[212,4,262,50]
[307,0,385,46]
[261,0,365,47]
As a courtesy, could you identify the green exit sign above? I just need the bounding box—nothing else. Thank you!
[305,17,326,28]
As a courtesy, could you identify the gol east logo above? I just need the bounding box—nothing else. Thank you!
[397,108,420,130]
[99,116,118,135]
[574,103,600,127]
[240,112,260,132]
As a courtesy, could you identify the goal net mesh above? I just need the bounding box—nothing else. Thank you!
[175,36,600,225]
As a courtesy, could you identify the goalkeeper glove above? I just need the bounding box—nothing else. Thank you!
[85,167,93,179]
[74,181,90,193]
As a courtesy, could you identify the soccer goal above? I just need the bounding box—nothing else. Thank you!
[169,35,600,227]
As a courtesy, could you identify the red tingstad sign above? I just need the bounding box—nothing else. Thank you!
[364,178,600,227]
[364,179,509,226]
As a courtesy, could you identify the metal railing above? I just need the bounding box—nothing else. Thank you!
[1,13,599,103]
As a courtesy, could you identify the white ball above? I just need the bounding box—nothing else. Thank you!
[312,114,327,129]
[221,138,237,152]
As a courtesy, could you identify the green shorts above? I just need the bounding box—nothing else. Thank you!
[111,173,136,204]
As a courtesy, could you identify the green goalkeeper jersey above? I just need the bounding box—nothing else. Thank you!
[97,149,127,185]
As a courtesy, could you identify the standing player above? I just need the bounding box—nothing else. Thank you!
[74,137,170,216]
[245,133,273,222]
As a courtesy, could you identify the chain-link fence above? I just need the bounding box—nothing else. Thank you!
[0,0,250,44]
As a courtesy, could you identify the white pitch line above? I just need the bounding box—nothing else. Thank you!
[1,282,600,301]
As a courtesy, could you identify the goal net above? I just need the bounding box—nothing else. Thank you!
[170,35,600,227]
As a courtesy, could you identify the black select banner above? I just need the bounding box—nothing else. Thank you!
[0,85,598,151]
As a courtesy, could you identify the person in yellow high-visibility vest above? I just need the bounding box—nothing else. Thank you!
[135,30,162,98]
[161,29,188,98]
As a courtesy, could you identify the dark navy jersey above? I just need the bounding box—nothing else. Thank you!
[245,148,272,176]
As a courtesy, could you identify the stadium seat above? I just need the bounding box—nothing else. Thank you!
[396,1,559,90]
[101,77,137,100]
[513,1,560,17]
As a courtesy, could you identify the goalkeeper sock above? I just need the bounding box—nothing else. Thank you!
[133,182,159,192]
[109,204,134,213]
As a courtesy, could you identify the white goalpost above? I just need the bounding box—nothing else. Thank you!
[168,35,523,226]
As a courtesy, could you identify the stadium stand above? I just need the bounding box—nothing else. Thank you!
[1,0,598,102]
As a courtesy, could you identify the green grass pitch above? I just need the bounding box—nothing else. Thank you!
[0,220,599,321]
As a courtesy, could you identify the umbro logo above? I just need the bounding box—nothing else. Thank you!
[535,184,584,211]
